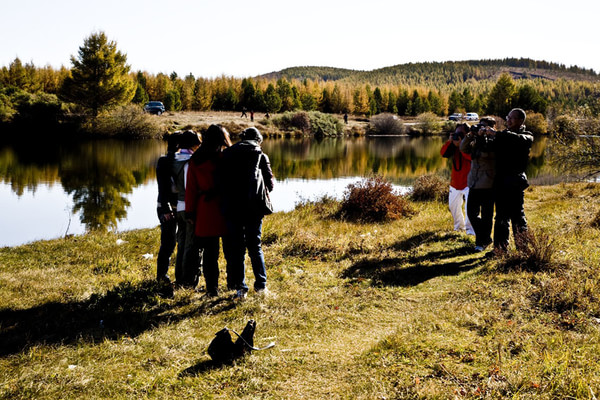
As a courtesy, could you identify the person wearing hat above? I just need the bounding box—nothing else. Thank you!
[172,130,203,288]
[221,127,274,299]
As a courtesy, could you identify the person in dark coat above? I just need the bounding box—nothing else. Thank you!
[221,127,274,299]
[487,108,534,253]
[155,132,181,283]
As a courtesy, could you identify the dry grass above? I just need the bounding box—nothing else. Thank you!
[1,183,600,399]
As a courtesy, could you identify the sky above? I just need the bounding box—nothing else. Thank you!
[1,0,599,78]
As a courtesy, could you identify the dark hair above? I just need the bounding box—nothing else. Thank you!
[240,127,263,143]
[455,123,469,136]
[164,131,181,154]
[510,108,526,121]
[179,130,201,149]
[191,124,232,165]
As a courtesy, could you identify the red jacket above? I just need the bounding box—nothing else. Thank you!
[441,140,471,190]
[185,155,227,237]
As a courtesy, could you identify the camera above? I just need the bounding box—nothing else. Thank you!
[469,123,483,134]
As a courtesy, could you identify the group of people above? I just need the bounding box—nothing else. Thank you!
[441,108,534,254]
[156,125,274,299]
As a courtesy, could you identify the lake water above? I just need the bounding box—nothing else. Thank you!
[0,136,556,247]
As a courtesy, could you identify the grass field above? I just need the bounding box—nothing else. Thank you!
[1,183,600,399]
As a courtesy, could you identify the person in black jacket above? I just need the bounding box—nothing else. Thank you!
[155,132,181,283]
[221,127,274,299]
[487,108,534,253]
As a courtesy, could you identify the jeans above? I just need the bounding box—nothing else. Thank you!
[466,188,494,247]
[225,215,267,292]
[156,209,176,281]
[176,211,202,287]
[494,186,528,251]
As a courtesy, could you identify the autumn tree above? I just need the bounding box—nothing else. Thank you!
[486,73,516,117]
[61,32,135,116]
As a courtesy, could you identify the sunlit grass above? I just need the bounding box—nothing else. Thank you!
[1,183,600,399]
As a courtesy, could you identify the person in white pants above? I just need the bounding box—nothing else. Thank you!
[440,123,474,235]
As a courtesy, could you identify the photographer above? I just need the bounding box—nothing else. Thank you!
[486,108,534,253]
[460,117,496,252]
[441,124,474,235]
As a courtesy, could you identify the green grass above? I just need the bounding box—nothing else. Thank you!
[1,183,600,399]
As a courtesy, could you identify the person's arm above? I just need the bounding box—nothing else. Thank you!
[184,163,198,222]
[260,153,275,192]
[156,156,174,218]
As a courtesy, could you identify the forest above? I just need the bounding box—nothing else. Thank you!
[1,31,600,134]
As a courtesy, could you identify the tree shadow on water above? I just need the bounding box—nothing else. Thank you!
[343,231,484,287]
[0,280,235,357]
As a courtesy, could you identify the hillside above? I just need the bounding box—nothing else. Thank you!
[259,58,600,87]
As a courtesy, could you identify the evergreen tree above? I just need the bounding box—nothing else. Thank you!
[396,89,410,116]
[164,89,182,111]
[60,32,134,116]
[132,83,149,104]
[264,83,282,113]
[373,87,384,114]
[486,73,516,116]
[448,90,462,114]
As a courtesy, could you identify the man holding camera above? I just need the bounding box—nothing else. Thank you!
[460,117,497,251]
[441,124,474,235]
[486,108,534,253]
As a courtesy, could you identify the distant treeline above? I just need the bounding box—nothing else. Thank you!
[2,57,600,129]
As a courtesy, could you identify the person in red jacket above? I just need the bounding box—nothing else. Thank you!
[185,124,233,297]
[440,123,474,235]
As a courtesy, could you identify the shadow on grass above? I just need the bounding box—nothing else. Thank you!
[0,280,235,357]
[343,231,484,287]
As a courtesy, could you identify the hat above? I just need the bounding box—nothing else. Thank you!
[179,130,201,149]
[240,127,263,143]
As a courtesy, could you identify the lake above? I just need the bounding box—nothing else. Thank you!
[0,135,556,247]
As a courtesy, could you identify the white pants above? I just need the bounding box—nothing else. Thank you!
[449,186,474,235]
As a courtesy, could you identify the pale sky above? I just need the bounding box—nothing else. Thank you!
[1,0,599,78]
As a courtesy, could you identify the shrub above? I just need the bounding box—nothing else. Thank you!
[410,174,448,202]
[337,175,414,222]
[0,92,16,123]
[525,111,548,135]
[415,112,442,135]
[368,113,404,135]
[551,114,580,143]
[308,111,344,137]
[90,105,167,138]
[495,229,563,272]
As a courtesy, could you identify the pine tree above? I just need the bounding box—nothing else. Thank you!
[60,32,135,117]
[486,73,516,116]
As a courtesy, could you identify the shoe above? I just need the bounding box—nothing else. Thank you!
[233,289,247,300]
[474,246,484,252]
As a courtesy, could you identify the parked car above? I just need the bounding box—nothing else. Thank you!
[465,112,479,121]
[143,101,165,115]
[448,113,463,121]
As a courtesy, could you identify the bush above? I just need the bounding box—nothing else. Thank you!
[551,114,580,143]
[495,229,563,272]
[90,105,167,138]
[414,112,442,135]
[368,113,404,135]
[0,92,16,123]
[308,111,344,137]
[525,111,548,135]
[337,175,414,223]
[410,174,448,202]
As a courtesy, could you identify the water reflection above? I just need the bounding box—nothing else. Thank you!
[0,136,561,246]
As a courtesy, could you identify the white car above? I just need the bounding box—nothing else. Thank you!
[465,112,479,121]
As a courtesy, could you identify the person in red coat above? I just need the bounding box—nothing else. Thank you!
[440,123,474,235]
[185,124,232,296]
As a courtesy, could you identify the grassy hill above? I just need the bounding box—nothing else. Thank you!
[1,182,599,398]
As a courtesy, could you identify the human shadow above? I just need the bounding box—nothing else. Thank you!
[343,231,484,287]
[0,280,235,357]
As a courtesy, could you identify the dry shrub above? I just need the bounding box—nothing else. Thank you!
[495,229,563,272]
[525,111,548,135]
[338,176,414,222]
[368,113,404,135]
[92,105,166,138]
[410,174,448,202]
